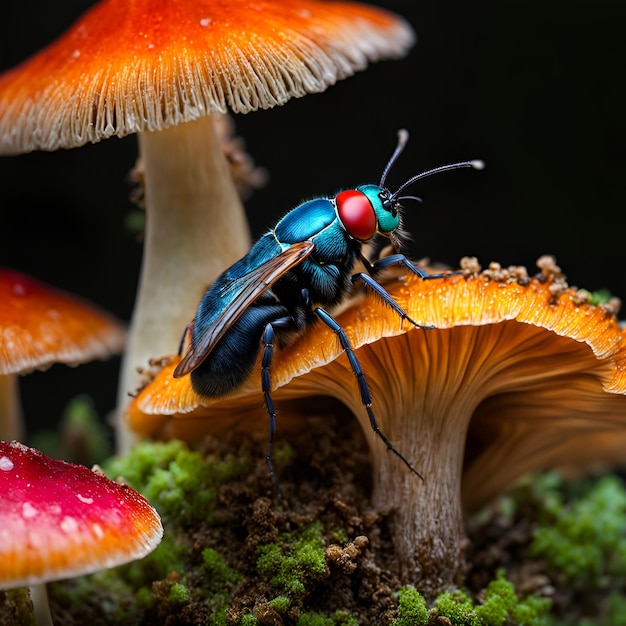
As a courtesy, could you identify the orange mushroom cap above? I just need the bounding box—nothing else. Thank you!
[0,440,163,589]
[127,259,626,427]
[0,0,414,153]
[0,269,126,375]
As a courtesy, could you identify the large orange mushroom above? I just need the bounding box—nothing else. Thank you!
[126,256,626,596]
[0,268,126,442]
[0,0,416,451]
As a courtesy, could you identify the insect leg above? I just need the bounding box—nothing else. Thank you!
[370,253,460,280]
[314,307,423,480]
[351,272,435,330]
[177,320,194,356]
[261,317,294,498]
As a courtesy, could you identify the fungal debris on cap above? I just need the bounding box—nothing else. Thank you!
[0,441,163,590]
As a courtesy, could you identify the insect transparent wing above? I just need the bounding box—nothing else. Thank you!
[173,240,315,377]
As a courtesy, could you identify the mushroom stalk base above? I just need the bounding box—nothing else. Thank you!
[365,408,468,599]
[117,116,251,453]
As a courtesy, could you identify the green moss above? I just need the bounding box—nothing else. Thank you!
[392,585,429,626]
[268,596,291,613]
[240,615,259,626]
[431,572,551,626]
[202,547,243,592]
[331,610,359,625]
[256,520,327,600]
[435,590,480,626]
[49,535,191,624]
[168,583,191,605]
[530,474,626,584]
[296,612,357,626]
[50,440,255,623]
[475,572,517,626]
[104,439,250,525]
[207,607,230,626]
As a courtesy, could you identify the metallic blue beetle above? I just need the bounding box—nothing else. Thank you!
[174,130,482,487]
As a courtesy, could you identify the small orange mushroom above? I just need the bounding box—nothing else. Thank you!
[0,0,416,452]
[126,257,626,596]
[0,269,126,441]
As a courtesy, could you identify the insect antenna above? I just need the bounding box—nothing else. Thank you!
[380,128,484,199]
[391,158,485,201]
[379,128,410,188]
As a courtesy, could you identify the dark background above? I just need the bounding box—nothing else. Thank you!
[1,1,624,438]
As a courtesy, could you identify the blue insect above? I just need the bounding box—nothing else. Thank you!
[174,129,483,490]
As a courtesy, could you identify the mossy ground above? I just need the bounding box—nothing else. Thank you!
[6,410,626,625]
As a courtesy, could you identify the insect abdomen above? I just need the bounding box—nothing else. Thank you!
[190,300,289,397]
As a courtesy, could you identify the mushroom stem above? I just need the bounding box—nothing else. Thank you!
[116,115,251,453]
[30,584,53,626]
[365,404,470,599]
[0,375,23,441]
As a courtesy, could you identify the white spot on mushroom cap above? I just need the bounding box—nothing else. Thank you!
[76,494,94,504]
[60,516,79,534]
[22,502,38,519]
[0,456,14,471]
[199,17,211,27]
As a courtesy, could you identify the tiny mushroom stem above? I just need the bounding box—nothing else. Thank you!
[125,257,626,597]
[0,375,23,442]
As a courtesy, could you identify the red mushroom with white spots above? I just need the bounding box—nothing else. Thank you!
[0,440,163,587]
[0,440,162,624]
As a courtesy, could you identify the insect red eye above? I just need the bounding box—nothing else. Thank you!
[335,190,377,241]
